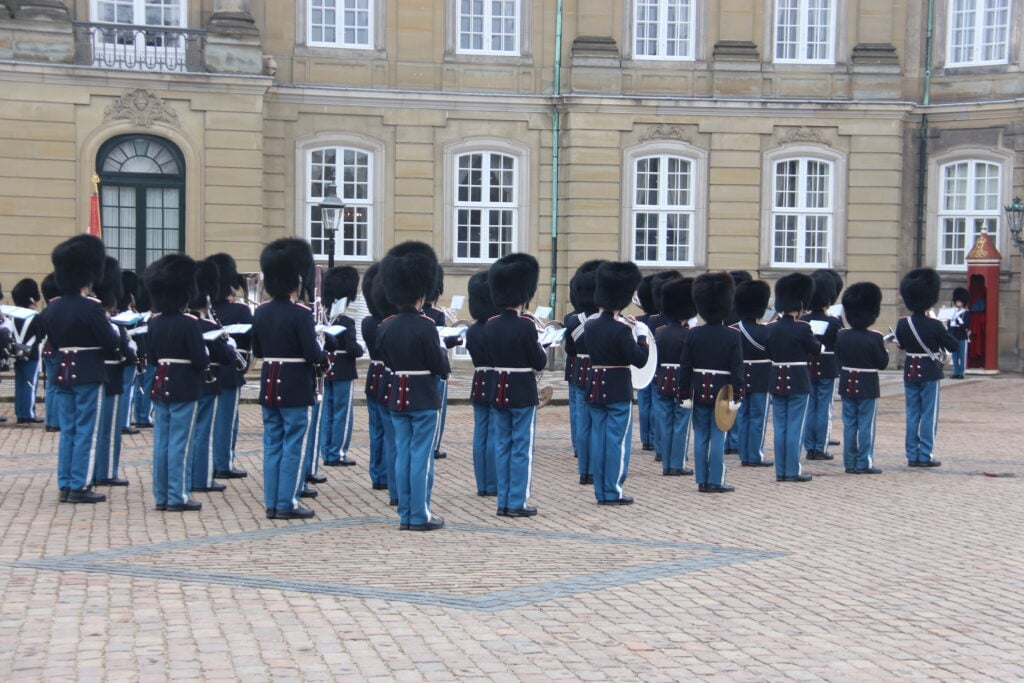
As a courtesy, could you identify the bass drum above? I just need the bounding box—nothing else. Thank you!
[630,319,658,390]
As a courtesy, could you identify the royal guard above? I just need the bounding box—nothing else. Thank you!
[131,280,155,429]
[38,235,120,504]
[645,269,680,462]
[561,273,581,461]
[422,266,458,460]
[360,263,391,493]
[144,254,208,512]
[585,261,649,506]
[485,253,549,518]
[319,266,363,467]
[252,238,325,520]
[117,270,141,436]
[371,267,401,506]
[947,287,971,379]
[730,280,774,467]
[835,282,889,474]
[465,270,498,497]
[377,241,449,531]
[894,268,958,468]
[801,270,844,461]
[10,278,42,424]
[563,260,603,485]
[39,274,61,433]
[652,277,695,477]
[723,269,752,457]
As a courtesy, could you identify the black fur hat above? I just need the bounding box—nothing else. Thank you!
[189,258,220,310]
[380,241,439,308]
[260,238,314,299]
[136,278,152,313]
[208,253,240,303]
[322,266,360,309]
[568,274,579,312]
[119,270,139,311]
[94,257,123,310]
[489,253,539,308]
[734,280,771,320]
[52,234,105,295]
[430,266,445,303]
[774,273,815,313]
[661,277,696,322]
[809,270,838,309]
[40,273,59,303]
[572,260,604,314]
[729,270,753,286]
[595,261,642,312]
[952,287,970,305]
[371,269,398,318]
[900,267,941,313]
[636,274,656,314]
[818,269,844,300]
[841,282,882,330]
[651,270,682,312]
[145,254,197,315]
[468,270,497,322]
[11,278,40,308]
[692,272,735,324]
[361,263,382,319]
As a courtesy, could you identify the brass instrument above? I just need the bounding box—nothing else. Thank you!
[240,272,264,313]
[312,265,326,402]
[521,309,562,408]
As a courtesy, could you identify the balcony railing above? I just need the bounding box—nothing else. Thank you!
[73,22,206,73]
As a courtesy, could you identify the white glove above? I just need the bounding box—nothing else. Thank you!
[225,335,238,350]
[127,339,138,354]
[680,399,693,410]
[729,400,741,412]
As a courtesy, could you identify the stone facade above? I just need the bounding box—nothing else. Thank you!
[0,1,1021,368]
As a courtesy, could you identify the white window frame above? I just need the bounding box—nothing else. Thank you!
[763,149,842,269]
[455,0,521,56]
[92,0,186,27]
[773,0,836,64]
[307,0,374,49]
[936,159,1002,270]
[90,0,187,70]
[946,0,1011,67]
[632,0,697,61]
[452,151,518,262]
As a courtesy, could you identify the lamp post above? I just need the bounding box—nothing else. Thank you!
[1005,196,1024,257]
[318,182,345,268]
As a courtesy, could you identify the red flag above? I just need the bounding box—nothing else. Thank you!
[88,173,102,237]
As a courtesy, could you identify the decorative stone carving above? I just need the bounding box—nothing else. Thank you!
[777,126,829,146]
[104,89,180,128]
[640,125,692,144]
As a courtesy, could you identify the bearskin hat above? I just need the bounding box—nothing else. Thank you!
[322,266,360,309]
[11,278,40,308]
[729,270,753,286]
[379,241,439,308]
[468,270,497,322]
[361,262,382,319]
[660,277,696,322]
[595,261,642,312]
[207,253,240,304]
[692,272,735,324]
[636,274,656,314]
[430,265,445,303]
[260,238,314,299]
[189,258,220,310]
[136,278,152,313]
[568,274,579,312]
[952,287,970,305]
[371,268,398,318]
[119,270,139,311]
[52,234,105,295]
[734,280,771,321]
[93,257,123,310]
[572,260,604,314]
[899,267,941,314]
[651,270,682,313]
[40,273,59,303]
[809,270,838,309]
[841,282,882,330]
[774,272,815,313]
[489,253,539,308]
[144,254,197,315]
[819,269,844,300]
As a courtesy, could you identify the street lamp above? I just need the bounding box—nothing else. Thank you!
[1004,196,1024,256]
[318,182,345,268]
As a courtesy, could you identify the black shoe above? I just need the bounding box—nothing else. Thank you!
[506,506,538,518]
[496,508,509,517]
[133,422,153,429]
[59,488,69,502]
[306,473,327,484]
[18,417,44,424]
[680,468,694,476]
[96,478,130,487]
[706,484,735,493]
[0,416,6,423]
[45,425,60,433]
[121,427,141,435]
[698,483,709,492]
[579,474,590,485]
[16,417,29,424]
[389,498,398,506]
[783,474,813,482]
[67,489,106,504]
[654,453,662,462]
[743,460,773,467]
[409,516,445,531]
[642,443,654,452]
[855,467,883,474]
[598,496,634,506]
[724,448,739,456]
[266,508,276,519]
[372,483,388,490]
[276,505,315,520]
[300,486,318,499]
[399,522,410,530]
[214,468,248,479]
[918,460,942,468]
[828,439,840,446]
[165,500,202,512]
[662,469,677,476]
[155,504,167,511]
[806,450,826,460]
[337,456,357,466]
[433,451,447,459]
[192,483,227,492]
[585,474,594,485]
[845,468,858,474]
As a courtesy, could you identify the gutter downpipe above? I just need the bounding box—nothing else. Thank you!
[915,0,935,268]
[548,0,564,310]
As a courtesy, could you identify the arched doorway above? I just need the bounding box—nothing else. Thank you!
[97,135,185,275]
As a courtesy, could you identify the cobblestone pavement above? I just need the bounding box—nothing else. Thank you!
[0,374,1022,681]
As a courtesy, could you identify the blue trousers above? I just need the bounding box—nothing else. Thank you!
[43,356,60,428]
[134,364,156,425]
[380,401,399,501]
[212,385,242,473]
[567,377,579,456]
[951,339,967,377]
[366,399,388,487]
[302,401,322,481]
[737,392,770,464]
[803,377,835,453]
[152,401,198,506]
[570,384,592,476]
[188,394,216,489]
[692,403,727,486]
[56,383,103,491]
[321,380,354,463]
[94,390,125,483]
[725,423,739,453]
[588,401,632,502]
[773,393,809,478]
[842,397,878,471]
[431,378,448,454]
[653,393,691,472]
[119,365,136,429]
[904,380,940,464]
[262,405,312,511]
[472,404,497,495]
[492,405,537,511]
[391,409,438,526]
[637,385,654,448]
[14,358,39,419]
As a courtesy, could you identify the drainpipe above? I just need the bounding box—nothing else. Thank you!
[914,0,935,268]
[548,0,564,310]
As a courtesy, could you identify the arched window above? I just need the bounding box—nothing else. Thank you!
[97,135,185,275]
[937,159,1002,269]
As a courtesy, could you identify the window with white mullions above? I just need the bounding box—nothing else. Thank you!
[92,0,186,70]
[307,147,373,261]
[454,152,517,261]
[774,0,834,63]
[771,158,833,267]
[948,0,1010,67]
[631,155,694,265]
[938,160,1000,268]
[634,0,695,60]
[458,0,519,54]
[309,0,373,48]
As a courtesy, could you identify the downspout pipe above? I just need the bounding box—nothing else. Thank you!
[548,0,563,310]
[915,0,935,268]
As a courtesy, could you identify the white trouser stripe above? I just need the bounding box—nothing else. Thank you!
[867,400,877,469]
[109,393,122,479]
[757,393,770,462]
[291,406,313,509]
[181,403,199,502]
[796,398,809,477]
[525,406,537,500]
[339,384,354,458]
[229,388,240,468]
[614,402,630,498]
[85,387,103,488]
[206,396,218,486]
[425,410,438,521]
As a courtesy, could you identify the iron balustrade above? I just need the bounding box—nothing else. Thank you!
[73,22,206,73]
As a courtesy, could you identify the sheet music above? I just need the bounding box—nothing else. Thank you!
[221,323,253,335]
[539,326,566,347]
[809,320,829,336]
[533,306,553,321]
[111,311,144,326]
[438,325,468,340]
[127,325,148,337]
[316,324,346,337]
[827,304,844,318]
[936,307,958,322]
[329,298,348,320]
[0,305,38,320]
[688,316,700,328]
[202,329,227,342]
[449,295,464,311]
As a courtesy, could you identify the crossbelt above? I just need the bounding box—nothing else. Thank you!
[158,358,192,365]
[842,367,878,373]
[493,367,535,373]
[262,357,306,363]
